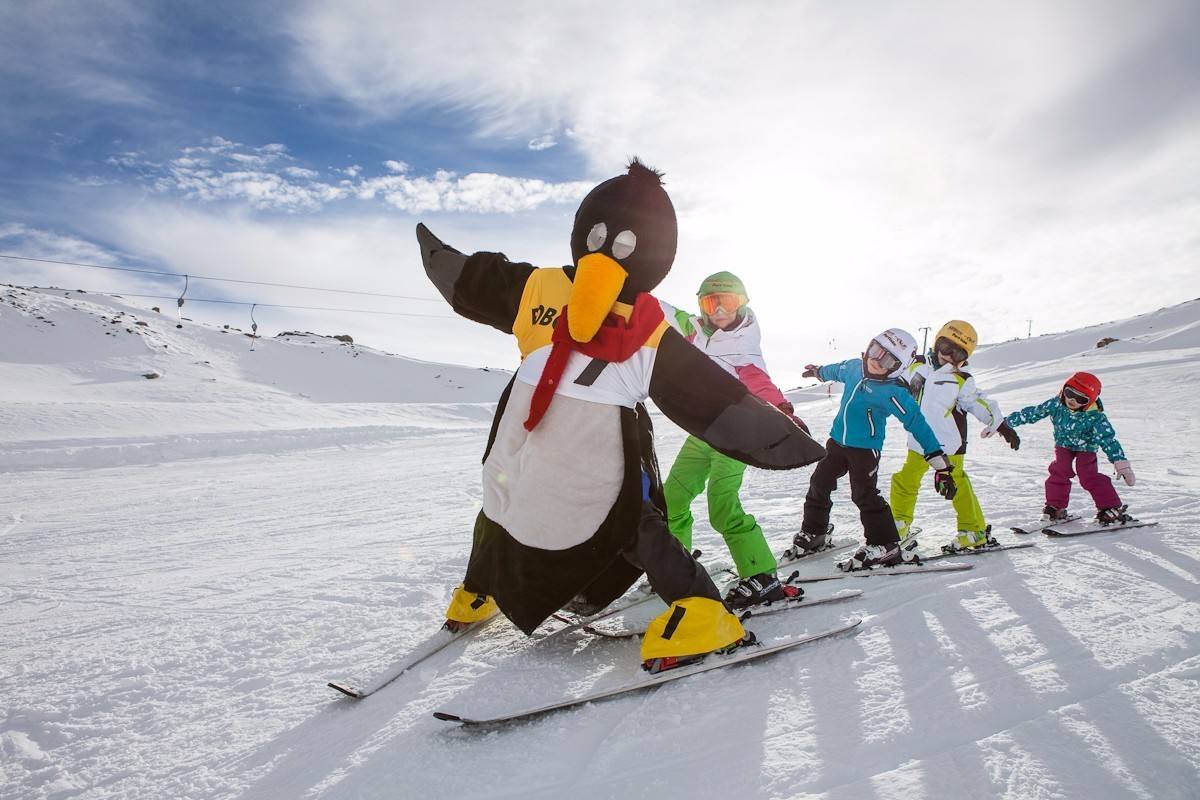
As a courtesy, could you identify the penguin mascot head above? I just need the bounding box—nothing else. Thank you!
[563,158,677,344]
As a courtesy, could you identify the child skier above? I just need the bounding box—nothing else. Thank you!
[788,328,958,571]
[889,320,1021,553]
[1002,371,1135,524]
[662,271,810,609]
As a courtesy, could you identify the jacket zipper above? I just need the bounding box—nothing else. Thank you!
[841,380,864,445]
[866,408,876,438]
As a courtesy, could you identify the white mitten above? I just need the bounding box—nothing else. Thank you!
[1113,459,1135,486]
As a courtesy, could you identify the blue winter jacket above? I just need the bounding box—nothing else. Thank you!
[1005,397,1126,462]
[817,359,943,454]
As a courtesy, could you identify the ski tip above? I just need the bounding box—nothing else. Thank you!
[433,711,464,723]
[327,681,364,699]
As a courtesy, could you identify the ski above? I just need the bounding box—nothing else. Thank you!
[776,541,858,571]
[432,617,863,726]
[328,617,497,699]
[1044,519,1158,538]
[1010,516,1080,535]
[579,589,865,640]
[544,544,849,642]
[920,541,1036,561]
[792,562,973,582]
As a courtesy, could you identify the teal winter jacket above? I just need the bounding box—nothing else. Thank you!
[817,359,943,454]
[1005,397,1126,462]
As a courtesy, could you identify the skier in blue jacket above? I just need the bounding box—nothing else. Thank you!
[788,329,957,571]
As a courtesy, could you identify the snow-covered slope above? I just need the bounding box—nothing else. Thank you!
[1,296,1198,800]
[0,285,509,469]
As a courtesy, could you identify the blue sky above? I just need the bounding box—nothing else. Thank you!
[2,1,1198,385]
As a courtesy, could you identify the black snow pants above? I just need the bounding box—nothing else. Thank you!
[801,439,899,546]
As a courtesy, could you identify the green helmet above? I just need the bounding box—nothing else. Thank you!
[696,271,748,301]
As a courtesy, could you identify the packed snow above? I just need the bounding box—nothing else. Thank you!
[1,285,1198,799]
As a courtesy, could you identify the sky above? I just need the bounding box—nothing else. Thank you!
[1,1,1198,388]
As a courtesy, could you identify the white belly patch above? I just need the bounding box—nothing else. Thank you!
[483,380,625,550]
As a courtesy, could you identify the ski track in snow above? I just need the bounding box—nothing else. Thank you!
[1,289,1198,799]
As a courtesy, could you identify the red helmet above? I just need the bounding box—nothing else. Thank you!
[1063,371,1101,404]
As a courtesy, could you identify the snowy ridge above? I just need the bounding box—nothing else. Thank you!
[1,296,1198,799]
[0,285,508,469]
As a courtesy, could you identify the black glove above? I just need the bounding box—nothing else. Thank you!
[802,364,820,379]
[925,450,957,500]
[997,421,1020,451]
[934,469,957,500]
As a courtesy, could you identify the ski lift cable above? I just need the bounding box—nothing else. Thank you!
[101,292,459,319]
[0,253,445,302]
[2,282,460,319]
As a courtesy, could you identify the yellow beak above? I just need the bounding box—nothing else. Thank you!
[568,253,628,343]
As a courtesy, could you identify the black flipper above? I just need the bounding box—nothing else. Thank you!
[416,223,536,333]
[650,327,825,470]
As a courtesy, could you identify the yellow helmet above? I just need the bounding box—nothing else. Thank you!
[935,320,978,358]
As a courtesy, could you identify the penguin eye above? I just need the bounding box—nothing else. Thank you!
[586,222,607,252]
[612,230,637,260]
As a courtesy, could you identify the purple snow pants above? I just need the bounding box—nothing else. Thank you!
[1046,447,1121,510]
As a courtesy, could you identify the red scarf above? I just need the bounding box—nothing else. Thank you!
[524,293,665,430]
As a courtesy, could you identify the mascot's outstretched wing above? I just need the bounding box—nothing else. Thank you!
[650,327,824,470]
[417,223,538,332]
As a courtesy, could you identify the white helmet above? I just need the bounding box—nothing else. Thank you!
[864,328,918,379]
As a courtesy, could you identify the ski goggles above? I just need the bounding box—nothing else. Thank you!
[865,340,902,373]
[1062,386,1091,405]
[698,292,746,315]
[935,337,968,364]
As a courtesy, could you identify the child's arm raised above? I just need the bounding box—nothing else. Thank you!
[1005,397,1058,428]
[959,376,1003,429]
[806,360,855,385]
[964,377,1021,449]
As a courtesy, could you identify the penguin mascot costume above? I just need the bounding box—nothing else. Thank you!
[417,159,825,668]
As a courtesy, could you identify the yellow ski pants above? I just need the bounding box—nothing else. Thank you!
[889,450,986,532]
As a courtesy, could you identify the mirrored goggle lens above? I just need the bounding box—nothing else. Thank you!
[936,339,968,362]
[1063,386,1090,404]
[866,341,901,372]
[699,293,743,315]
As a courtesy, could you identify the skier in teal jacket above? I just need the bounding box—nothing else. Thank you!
[1002,371,1134,525]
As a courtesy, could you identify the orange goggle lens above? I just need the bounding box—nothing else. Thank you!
[699,293,745,315]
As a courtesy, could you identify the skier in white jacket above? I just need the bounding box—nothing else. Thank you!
[889,320,1020,552]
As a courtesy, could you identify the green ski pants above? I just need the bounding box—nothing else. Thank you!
[889,449,986,532]
[664,435,777,578]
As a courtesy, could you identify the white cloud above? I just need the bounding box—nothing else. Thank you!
[528,134,556,151]
[355,170,591,214]
[117,139,591,215]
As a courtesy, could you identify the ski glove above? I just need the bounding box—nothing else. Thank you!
[802,364,821,379]
[925,451,957,500]
[996,421,1020,450]
[1113,459,1135,486]
[776,401,810,435]
[934,469,957,500]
